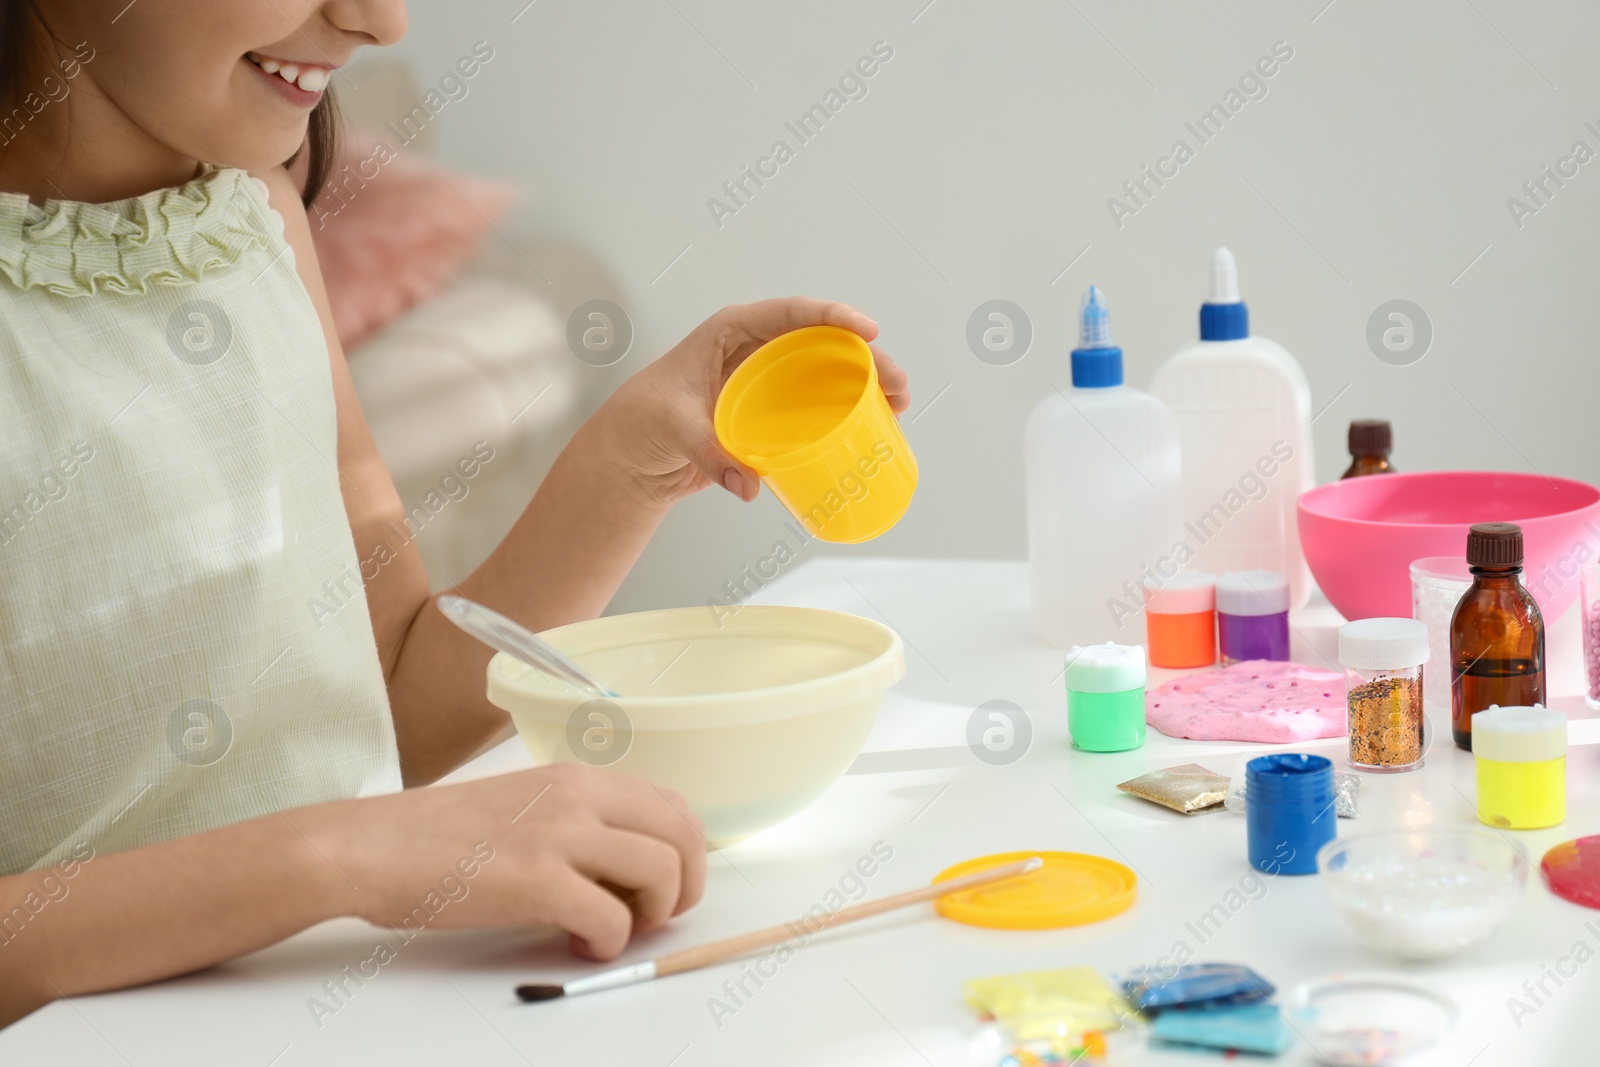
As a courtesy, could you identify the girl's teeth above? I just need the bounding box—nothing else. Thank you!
[251,54,329,93]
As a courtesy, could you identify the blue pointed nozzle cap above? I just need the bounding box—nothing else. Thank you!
[1200,246,1249,340]
[1071,284,1123,387]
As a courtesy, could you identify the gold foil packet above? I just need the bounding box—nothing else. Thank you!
[1117,763,1230,814]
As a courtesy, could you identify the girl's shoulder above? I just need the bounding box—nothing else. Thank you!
[250,165,322,273]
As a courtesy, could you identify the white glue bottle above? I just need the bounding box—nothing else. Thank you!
[1150,248,1315,610]
[1027,286,1183,648]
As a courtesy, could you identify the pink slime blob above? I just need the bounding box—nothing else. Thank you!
[1145,660,1346,743]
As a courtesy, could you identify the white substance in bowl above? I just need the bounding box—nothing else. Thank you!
[1318,830,1528,960]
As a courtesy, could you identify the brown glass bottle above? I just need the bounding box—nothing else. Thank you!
[1341,419,1396,478]
[1450,522,1545,751]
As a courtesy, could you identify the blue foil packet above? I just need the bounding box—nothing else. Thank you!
[1121,963,1274,1012]
[1150,1002,1292,1056]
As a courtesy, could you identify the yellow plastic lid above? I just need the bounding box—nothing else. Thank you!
[933,850,1137,930]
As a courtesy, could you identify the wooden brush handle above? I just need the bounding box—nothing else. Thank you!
[654,857,1037,978]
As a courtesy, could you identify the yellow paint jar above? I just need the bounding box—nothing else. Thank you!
[1471,705,1566,830]
[714,326,917,543]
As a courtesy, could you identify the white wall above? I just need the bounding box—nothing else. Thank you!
[381,0,1600,613]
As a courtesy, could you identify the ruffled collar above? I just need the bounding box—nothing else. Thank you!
[0,167,278,298]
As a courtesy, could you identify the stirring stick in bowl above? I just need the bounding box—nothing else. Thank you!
[516,855,1044,1002]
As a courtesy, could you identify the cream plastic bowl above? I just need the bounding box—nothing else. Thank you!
[1317,828,1528,960]
[486,605,905,845]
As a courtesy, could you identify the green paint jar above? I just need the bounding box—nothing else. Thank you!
[1065,643,1147,752]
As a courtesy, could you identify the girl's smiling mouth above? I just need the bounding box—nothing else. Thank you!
[246,51,334,103]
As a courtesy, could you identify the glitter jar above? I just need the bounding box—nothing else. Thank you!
[1584,561,1600,710]
[1339,618,1428,773]
[1472,705,1565,830]
[1216,571,1290,664]
[1142,572,1216,669]
[1409,556,1472,722]
[1245,753,1335,876]
[1065,643,1147,753]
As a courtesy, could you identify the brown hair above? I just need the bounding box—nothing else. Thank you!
[1,0,337,206]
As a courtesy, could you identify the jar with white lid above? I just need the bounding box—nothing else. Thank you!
[1216,570,1290,664]
[1339,617,1429,773]
[1065,643,1146,753]
[1143,572,1217,668]
[1472,705,1565,829]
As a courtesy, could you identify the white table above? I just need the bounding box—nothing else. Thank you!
[6,558,1597,1065]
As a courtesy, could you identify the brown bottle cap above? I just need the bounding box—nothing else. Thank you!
[1348,419,1392,456]
[1466,522,1523,568]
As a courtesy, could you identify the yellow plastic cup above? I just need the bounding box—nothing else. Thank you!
[714,325,917,543]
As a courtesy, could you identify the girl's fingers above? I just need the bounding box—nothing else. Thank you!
[693,436,759,502]
[537,864,637,960]
[581,774,709,912]
[568,828,684,934]
[871,345,911,414]
[721,297,878,347]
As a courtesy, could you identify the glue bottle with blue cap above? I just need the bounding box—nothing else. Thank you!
[1026,285,1183,648]
[1151,249,1316,610]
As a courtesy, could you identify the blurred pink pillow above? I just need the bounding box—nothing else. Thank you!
[308,138,518,350]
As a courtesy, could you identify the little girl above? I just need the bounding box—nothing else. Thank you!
[0,0,909,1024]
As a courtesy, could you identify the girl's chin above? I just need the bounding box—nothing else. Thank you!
[206,131,316,180]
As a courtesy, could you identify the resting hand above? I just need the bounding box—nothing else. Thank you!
[315,763,707,960]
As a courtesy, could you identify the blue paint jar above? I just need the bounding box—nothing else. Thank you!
[1245,753,1335,876]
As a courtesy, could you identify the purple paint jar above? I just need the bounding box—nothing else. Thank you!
[1217,570,1291,664]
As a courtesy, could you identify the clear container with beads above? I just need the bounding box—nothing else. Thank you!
[1584,560,1600,710]
[1410,557,1472,721]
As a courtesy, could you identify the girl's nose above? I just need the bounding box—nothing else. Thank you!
[325,0,409,48]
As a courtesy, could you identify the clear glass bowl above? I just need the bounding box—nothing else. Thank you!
[1317,829,1528,960]
[1292,974,1456,1066]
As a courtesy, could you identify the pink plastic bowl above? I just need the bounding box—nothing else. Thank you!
[1298,471,1600,621]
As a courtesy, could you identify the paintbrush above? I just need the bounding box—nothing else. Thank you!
[515,855,1043,1003]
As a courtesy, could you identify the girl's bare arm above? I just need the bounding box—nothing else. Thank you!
[0,764,705,1027]
[263,167,907,785]
[0,806,346,1025]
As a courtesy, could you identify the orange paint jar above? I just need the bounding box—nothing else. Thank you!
[1143,573,1217,669]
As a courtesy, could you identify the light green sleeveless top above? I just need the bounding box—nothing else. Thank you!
[0,168,401,875]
